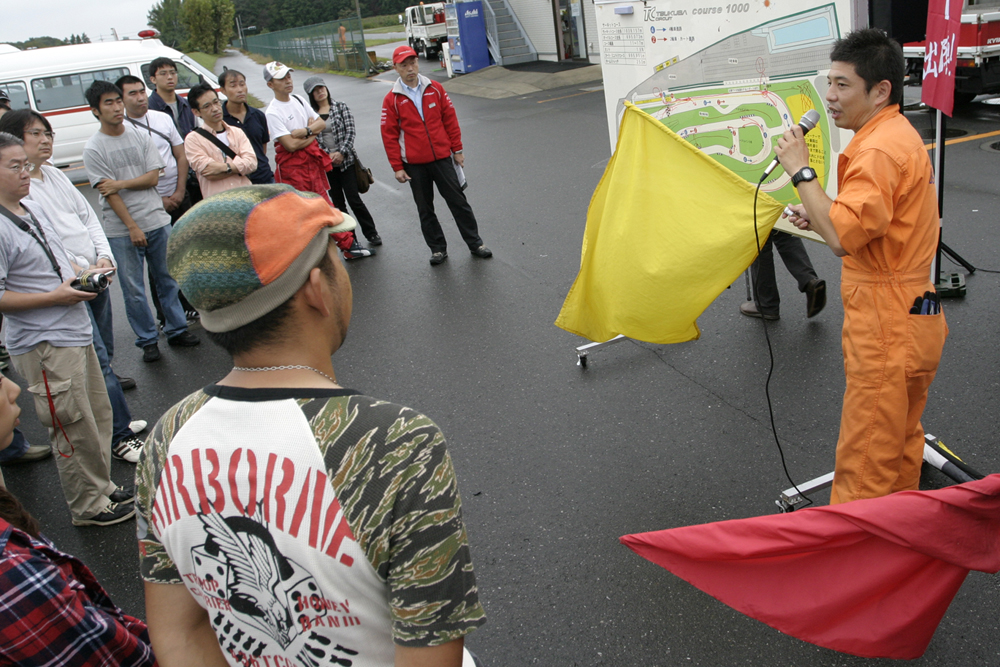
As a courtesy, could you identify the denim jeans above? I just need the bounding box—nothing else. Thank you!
[87,286,116,364]
[0,429,29,462]
[108,225,188,348]
[87,300,132,446]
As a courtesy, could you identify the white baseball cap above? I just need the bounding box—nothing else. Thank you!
[263,61,294,82]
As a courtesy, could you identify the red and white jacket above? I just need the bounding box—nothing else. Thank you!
[381,75,463,171]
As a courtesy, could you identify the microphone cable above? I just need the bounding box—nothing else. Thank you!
[751,180,813,509]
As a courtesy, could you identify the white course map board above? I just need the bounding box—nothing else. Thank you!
[596,0,863,225]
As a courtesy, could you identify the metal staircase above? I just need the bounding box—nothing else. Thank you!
[483,0,537,66]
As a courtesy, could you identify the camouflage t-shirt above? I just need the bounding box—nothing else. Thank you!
[136,385,485,667]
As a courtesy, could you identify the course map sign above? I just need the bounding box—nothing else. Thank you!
[595,0,858,213]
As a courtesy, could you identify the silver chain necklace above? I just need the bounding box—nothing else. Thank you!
[232,365,337,384]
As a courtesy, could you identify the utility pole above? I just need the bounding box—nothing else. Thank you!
[235,14,244,49]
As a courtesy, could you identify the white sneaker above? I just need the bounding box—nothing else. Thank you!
[112,435,144,463]
[129,420,148,434]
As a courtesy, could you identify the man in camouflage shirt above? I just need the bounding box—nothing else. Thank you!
[136,185,485,667]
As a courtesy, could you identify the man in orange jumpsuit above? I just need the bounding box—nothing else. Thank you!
[774,28,947,504]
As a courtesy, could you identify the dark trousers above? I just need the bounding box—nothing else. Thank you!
[750,231,818,316]
[151,194,194,324]
[328,167,379,241]
[405,158,483,253]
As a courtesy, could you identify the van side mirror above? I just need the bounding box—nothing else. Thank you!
[398,14,403,23]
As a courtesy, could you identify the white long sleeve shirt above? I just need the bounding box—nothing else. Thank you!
[25,165,114,269]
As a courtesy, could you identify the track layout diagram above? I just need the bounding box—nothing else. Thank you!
[633,77,830,203]
[599,2,853,205]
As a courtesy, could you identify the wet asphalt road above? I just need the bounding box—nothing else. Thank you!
[3,51,1000,666]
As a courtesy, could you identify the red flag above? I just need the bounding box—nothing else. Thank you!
[621,474,1000,659]
[922,0,964,116]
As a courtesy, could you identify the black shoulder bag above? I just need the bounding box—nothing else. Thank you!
[0,202,64,280]
[193,127,238,160]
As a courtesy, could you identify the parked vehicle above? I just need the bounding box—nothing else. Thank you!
[904,1,1000,104]
[0,36,219,167]
[402,3,449,59]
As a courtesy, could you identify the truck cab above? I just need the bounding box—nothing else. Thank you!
[403,3,448,59]
[904,0,1000,103]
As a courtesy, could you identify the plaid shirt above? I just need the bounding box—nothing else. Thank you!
[317,100,357,172]
[0,520,157,666]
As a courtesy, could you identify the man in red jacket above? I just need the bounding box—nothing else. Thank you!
[381,46,492,266]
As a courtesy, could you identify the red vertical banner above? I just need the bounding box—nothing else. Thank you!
[921,0,964,116]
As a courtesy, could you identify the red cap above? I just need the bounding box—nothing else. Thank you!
[392,45,419,64]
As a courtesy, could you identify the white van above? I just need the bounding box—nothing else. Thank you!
[0,38,219,167]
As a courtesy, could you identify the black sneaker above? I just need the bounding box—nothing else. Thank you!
[109,486,135,505]
[367,234,383,246]
[142,343,161,362]
[72,501,136,527]
[116,374,137,391]
[167,331,200,347]
[470,245,493,259]
[429,251,448,266]
[185,309,200,321]
[112,434,144,463]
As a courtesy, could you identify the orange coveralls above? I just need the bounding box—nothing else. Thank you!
[827,106,947,504]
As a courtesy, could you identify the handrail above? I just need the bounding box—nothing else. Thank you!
[482,0,502,65]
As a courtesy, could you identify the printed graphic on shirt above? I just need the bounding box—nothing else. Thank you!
[136,388,485,661]
[188,508,360,666]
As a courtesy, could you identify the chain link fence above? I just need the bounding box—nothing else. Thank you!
[244,17,371,74]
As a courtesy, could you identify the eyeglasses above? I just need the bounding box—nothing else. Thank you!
[3,163,34,175]
[198,98,222,111]
[25,129,55,140]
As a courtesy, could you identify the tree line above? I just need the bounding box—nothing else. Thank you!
[149,0,413,50]
[1,34,91,51]
[148,0,235,53]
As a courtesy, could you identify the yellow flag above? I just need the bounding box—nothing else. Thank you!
[555,103,785,344]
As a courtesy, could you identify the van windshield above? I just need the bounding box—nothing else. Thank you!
[32,68,129,112]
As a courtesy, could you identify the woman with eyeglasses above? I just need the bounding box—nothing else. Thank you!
[0,110,148,465]
[0,373,157,666]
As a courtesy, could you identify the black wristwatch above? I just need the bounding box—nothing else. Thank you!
[305,128,313,137]
[791,167,817,187]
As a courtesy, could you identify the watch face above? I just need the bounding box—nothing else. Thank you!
[794,167,816,184]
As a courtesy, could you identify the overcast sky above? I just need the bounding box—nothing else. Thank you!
[2,0,155,44]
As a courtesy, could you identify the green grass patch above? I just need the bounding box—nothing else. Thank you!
[186,51,219,73]
[362,13,405,29]
[365,37,405,47]
[365,24,405,34]
[246,92,265,108]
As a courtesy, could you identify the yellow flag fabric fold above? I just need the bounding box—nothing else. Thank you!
[555,102,785,344]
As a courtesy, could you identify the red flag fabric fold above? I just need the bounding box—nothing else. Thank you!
[621,474,1000,659]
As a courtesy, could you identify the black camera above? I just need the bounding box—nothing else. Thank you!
[71,269,113,293]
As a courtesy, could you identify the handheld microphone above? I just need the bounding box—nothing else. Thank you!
[760,109,821,181]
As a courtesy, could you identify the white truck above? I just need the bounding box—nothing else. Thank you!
[401,3,448,59]
[903,1,1000,104]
